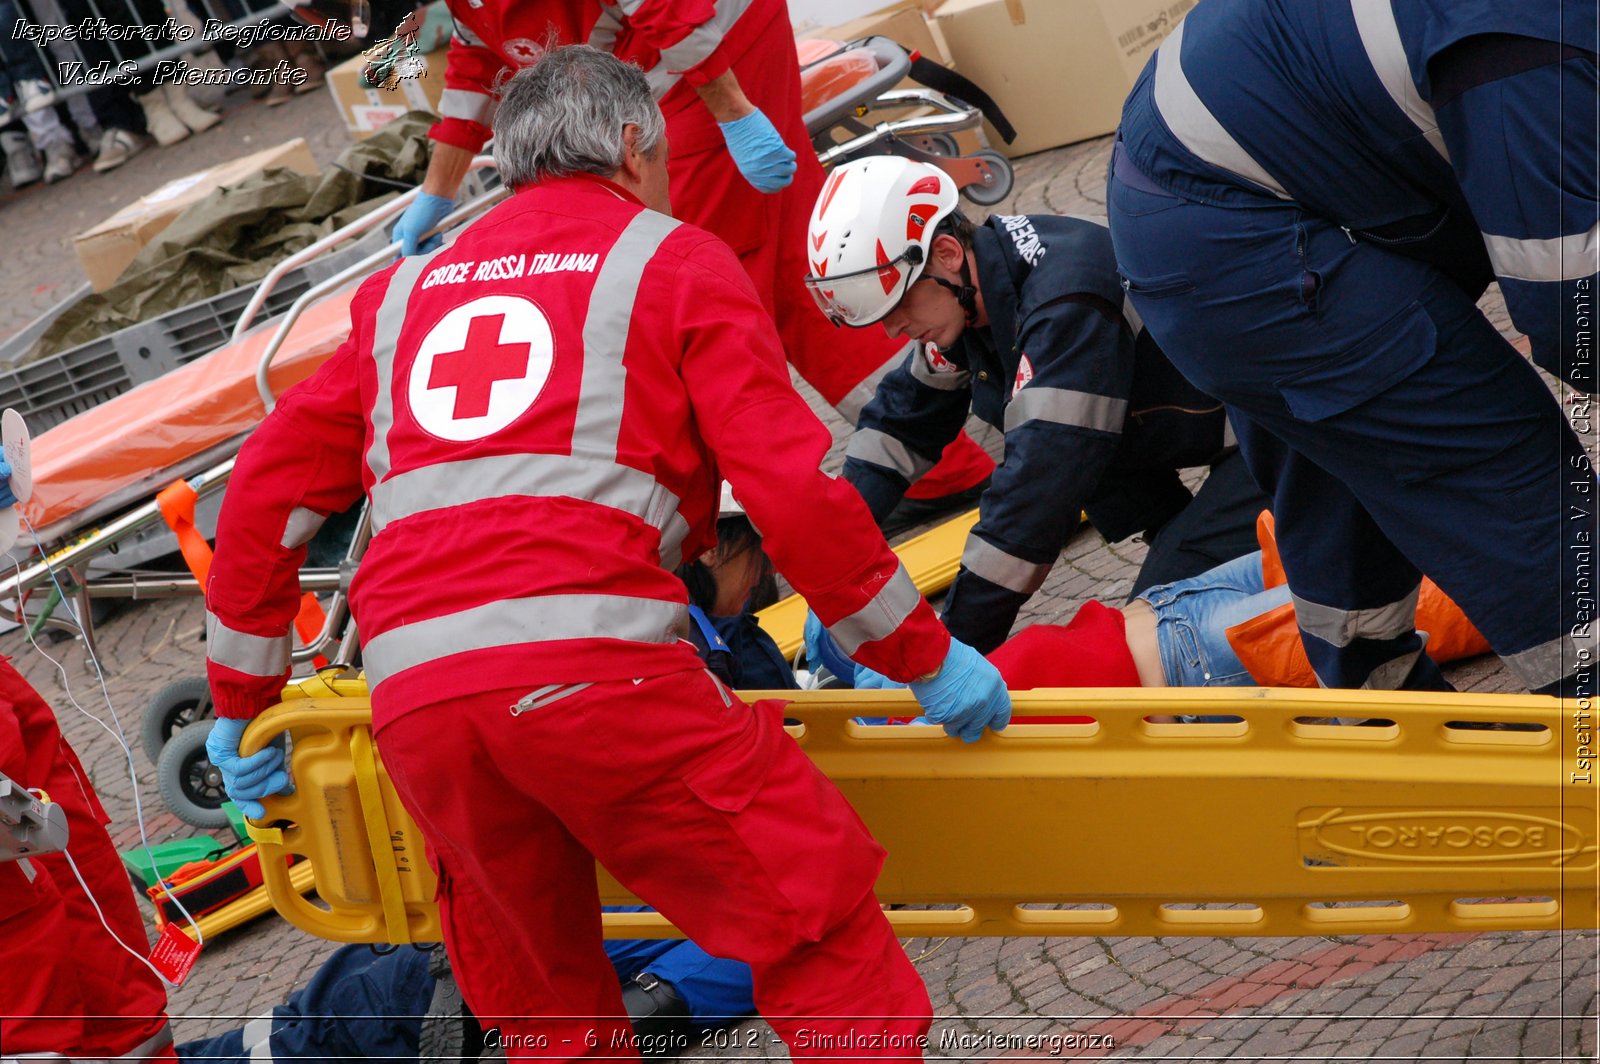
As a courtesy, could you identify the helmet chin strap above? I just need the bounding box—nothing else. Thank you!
[925,268,978,326]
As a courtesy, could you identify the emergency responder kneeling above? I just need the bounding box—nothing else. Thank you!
[201,44,1008,1061]
[805,158,1267,656]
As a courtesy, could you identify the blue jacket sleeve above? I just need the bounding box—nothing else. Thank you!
[842,345,973,523]
[942,297,1133,654]
[1433,39,1598,391]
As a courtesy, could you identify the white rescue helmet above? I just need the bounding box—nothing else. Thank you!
[803,157,962,328]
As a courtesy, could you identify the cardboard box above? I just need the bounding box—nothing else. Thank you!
[799,3,984,157]
[327,43,450,141]
[73,138,319,292]
[932,0,1197,157]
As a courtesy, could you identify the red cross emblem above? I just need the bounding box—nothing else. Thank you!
[427,313,530,419]
[409,295,554,442]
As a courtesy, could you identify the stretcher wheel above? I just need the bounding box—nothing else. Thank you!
[916,133,961,158]
[157,721,233,829]
[141,677,215,764]
[961,149,1014,207]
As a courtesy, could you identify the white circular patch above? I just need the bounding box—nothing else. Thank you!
[408,296,554,442]
[503,37,544,65]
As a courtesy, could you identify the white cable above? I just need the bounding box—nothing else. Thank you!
[62,847,178,986]
[13,521,205,945]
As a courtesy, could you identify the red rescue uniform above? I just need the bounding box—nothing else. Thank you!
[0,661,176,1061]
[429,0,993,499]
[206,175,948,1059]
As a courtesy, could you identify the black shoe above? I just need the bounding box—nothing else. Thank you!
[881,478,989,537]
[419,948,485,1062]
[620,973,693,1057]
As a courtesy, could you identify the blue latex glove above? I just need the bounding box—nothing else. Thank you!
[856,639,1011,743]
[0,455,14,509]
[804,611,860,686]
[204,717,291,820]
[717,109,796,193]
[392,191,455,256]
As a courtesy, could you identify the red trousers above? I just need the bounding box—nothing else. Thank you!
[378,668,932,1060]
[664,4,992,500]
[0,661,176,1060]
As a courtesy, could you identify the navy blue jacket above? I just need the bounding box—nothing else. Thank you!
[1118,0,1597,390]
[844,214,1230,652]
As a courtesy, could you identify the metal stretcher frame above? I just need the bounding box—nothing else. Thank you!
[0,160,506,656]
[242,678,1598,944]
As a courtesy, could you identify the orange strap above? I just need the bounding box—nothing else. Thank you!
[155,480,213,587]
[156,478,329,668]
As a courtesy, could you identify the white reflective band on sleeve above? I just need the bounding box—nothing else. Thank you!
[1483,223,1600,283]
[574,211,681,463]
[1222,414,1238,450]
[1003,387,1127,434]
[635,0,755,98]
[242,1013,275,1062]
[962,536,1052,595]
[367,249,445,486]
[614,0,647,14]
[363,595,690,689]
[907,344,971,392]
[1350,0,1450,161]
[1152,21,1292,200]
[838,344,915,421]
[451,21,484,47]
[1290,586,1420,648]
[1121,293,1145,338]
[279,506,327,550]
[588,4,623,50]
[438,88,497,126]
[845,428,937,483]
[829,562,923,656]
[206,611,292,677]
[369,453,691,568]
[1502,630,1600,690]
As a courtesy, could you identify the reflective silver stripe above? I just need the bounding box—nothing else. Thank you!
[1502,630,1599,690]
[206,611,291,677]
[1004,387,1127,434]
[367,250,444,485]
[829,562,923,656]
[1121,293,1145,338]
[16,856,34,881]
[1350,0,1449,161]
[588,4,623,51]
[574,211,681,463]
[280,506,326,550]
[656,0,752,74]
[242,1014,275,1062]
[845,428,937,483]
[1152,21,1292,200]
[838,344,915,421]
[614,0,647,13]
[907,343,971,393]
[125,1024,176,1061]
[451,21,484,47]
[637,0,755,98]
[1291,586,1419,648]
[961,536,1051,595]
[1483,224,1600,283]
[437,88,497,126]
[369,453,692,567]
[362,595,690,689]
[1361,646,1424,690]
[1221,414,1238,450]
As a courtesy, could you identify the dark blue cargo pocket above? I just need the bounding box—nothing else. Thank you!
[1275,301,1437,422]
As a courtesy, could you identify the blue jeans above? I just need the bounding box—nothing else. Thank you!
[1137,550,1289,687]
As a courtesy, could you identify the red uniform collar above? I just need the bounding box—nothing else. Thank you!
[520,172,646,207]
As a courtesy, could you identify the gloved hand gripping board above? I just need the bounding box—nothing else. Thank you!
[246,674,1598,944]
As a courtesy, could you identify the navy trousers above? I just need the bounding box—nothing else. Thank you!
[1109,166,1594,695]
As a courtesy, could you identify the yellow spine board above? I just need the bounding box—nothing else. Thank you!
[245,678,1598,944]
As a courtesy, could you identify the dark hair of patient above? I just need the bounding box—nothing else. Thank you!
[676,515,776,614]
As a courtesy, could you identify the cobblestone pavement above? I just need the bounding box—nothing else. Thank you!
[2,78,1596,1062]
